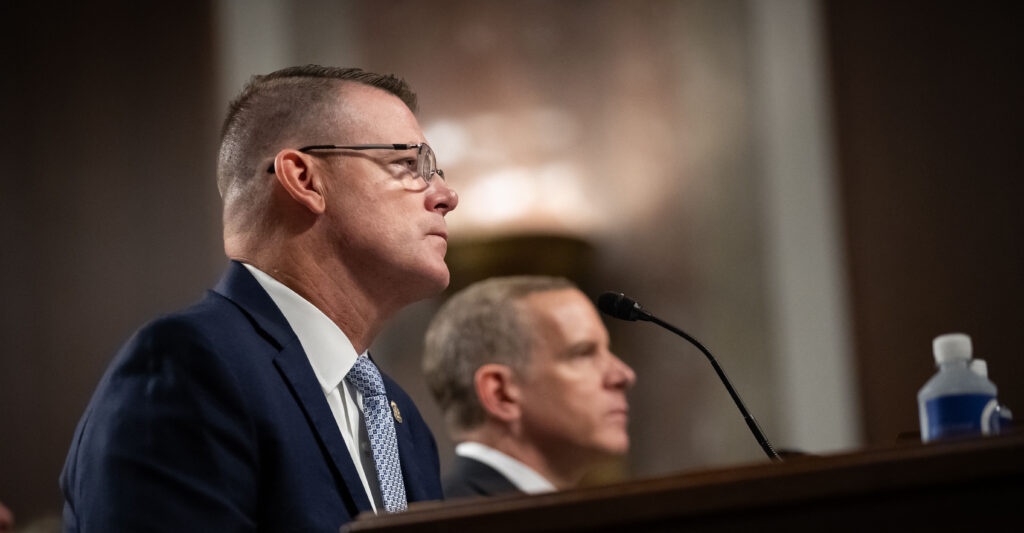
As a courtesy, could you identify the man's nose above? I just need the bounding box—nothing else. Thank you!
[427,179,458,215]
[606,352,636,390]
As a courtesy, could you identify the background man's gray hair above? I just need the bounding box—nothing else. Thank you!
[423,276,576,435]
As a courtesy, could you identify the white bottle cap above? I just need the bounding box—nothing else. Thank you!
[970,359,988,377]
[933,333,972,364]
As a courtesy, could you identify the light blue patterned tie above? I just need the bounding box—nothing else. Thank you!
[345,356,408,513]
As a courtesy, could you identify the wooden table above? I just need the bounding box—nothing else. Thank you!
[342,432,1024,532]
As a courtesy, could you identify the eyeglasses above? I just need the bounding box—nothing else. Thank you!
[266,143,445,188]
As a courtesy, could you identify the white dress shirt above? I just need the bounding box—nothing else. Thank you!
[243,264,383,512]
[454,441,556,494]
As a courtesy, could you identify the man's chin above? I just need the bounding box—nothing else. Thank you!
[429,264,451,292]
[597,434,630,456]
[409,264,450,299]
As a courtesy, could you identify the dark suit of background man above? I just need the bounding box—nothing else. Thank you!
[422,276,636,498]
[60,65,459,531]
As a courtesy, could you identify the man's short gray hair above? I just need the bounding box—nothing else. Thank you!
[423,276,576,434]
[216,65,417,232]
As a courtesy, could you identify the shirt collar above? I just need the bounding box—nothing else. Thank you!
[455,441,557,494]
[243,263,361,393]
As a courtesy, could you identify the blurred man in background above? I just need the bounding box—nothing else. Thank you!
[423,276,636,497]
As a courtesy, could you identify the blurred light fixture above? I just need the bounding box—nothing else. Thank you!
[423,120,469,167]
[425,109,598,239]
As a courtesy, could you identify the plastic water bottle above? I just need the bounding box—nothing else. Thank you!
[917,333,999,442]
[970,358,1013,433]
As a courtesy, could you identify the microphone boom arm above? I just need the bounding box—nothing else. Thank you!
[646,314,782,462]
[597,291,782,462]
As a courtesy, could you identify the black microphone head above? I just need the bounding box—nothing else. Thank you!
[597,292,646,321]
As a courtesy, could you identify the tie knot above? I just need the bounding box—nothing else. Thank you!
[345,356,386,397]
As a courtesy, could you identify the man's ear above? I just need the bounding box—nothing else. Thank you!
[474,364,521,423]
[272,149,326,214]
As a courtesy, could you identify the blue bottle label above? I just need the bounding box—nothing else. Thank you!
[923,394,997,441]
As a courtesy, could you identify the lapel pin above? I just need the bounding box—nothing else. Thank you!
[390,400,403,424]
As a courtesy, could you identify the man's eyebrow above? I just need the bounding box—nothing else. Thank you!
[563,340,599,356]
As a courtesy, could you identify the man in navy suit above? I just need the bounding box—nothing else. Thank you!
[422,277,636,498]
[60,65,458,531]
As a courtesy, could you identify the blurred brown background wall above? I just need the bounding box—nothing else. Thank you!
[1,2,224,527]
[825,0,1023,445]
[1,0,1020,527]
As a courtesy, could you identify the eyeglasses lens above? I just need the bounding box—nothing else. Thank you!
[417,144,435,183]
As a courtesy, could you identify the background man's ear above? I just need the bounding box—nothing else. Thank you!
[474,364,521,423]
[273,149,326,214]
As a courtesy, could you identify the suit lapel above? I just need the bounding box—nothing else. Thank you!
[273,345,372,513]
[383,380,427,501]
[367,351,429,502]
[214,261,373,514]
[458,456,521,496]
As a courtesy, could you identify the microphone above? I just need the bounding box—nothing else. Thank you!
[597,291,782,462]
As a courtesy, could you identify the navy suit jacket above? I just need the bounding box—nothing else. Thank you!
[442,456,522,499]
[60,261,443,532]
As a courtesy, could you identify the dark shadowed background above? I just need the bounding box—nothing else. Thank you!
[2,0,1021,528]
